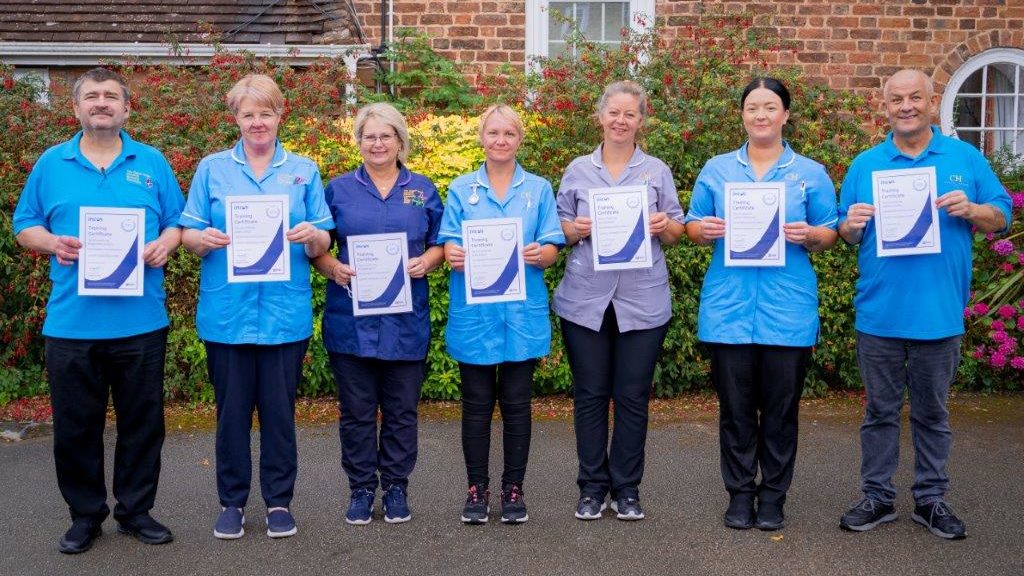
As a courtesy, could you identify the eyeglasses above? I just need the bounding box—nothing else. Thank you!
[360,133,396,145]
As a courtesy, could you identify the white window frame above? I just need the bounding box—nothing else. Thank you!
[13,66,50,105]
[940,47,1024,156]
[525,0,655,71]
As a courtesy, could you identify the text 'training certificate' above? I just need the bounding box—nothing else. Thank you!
[588,185,652,272]
[872,166,941,257]
[463,217,526,305]
[348,232,413,316]
[78,207,145,296]
[724,182,786,267]
[225,195,290,283]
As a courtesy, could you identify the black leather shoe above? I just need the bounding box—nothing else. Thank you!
[755,501,785,531]
[116,513,174,545]
[58,521,102,554]
[724,494,755,529]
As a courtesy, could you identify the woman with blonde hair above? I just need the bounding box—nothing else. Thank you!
[313,102,444,525]
[440,104,565,524]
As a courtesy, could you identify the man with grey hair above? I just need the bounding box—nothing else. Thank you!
[13,67,183,553]
[836,69,1011,540]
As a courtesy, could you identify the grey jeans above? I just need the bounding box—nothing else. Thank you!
[856,331,961,506]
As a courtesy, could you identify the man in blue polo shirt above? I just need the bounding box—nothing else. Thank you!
[12,68,184,554]
[837,69,1011,540]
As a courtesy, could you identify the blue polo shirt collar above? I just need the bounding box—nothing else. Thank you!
[472,161,526,206]
[880,125,946,161]
[734,140,796,178]
[61,129,141,172]
[353,162,413,196]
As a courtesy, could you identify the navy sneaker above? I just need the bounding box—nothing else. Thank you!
[500,483,528,524]
[346,488,374,526]
[840,498,897,532]
[575,496,607,520]
[912,500,967,540]
[58,520,102,554]
[460,484,490,525]
[266,508,297,538]
[382,484,412,524]
[610,496,645,521]
[213,507,245,540]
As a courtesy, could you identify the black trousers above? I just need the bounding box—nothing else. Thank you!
[707,343,811,505]
[458,360,536,488]
[206,339,308,509]
[561,306,669,500]
[329,353,425,491]
[45,328,168,524]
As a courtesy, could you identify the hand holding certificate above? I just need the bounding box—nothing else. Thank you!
[348,233,413,316]
[588,185,652,271]
[462,217,526,304]
[78,207,145,296]
[225,194,290,283]
[724,182,786,267]
[872,166,941,257]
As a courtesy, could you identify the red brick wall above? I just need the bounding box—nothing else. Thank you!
[352,0,1023,97]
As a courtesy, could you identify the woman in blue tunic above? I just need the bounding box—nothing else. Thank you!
[313,103,444,526]
[439,104,565,525]
[685,77,839,531]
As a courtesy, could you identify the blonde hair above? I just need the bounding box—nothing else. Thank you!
[595,80,648,121]
[225,74,285,115]
[477,104,525,144]
[353,103,411,164]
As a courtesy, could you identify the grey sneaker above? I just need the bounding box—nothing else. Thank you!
[912,501,966,540]
[610,496,645,521]
[575,496,607,520]
[840,497,897,532]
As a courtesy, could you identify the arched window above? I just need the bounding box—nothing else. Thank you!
[940,48,1024,157]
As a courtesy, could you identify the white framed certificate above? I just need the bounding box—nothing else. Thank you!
[348,232,413,316]
[462,217,526,305]
[724,182,786,267]
[225,194,290,283]
[872,166,941,257]
[78,207,145,296]
[588,185,653,271]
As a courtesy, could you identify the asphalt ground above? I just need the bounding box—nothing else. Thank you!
[1,395,1022,576]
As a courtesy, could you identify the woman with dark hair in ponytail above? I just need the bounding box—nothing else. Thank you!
[685,77,839,531]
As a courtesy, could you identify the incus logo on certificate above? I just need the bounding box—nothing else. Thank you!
[348,232,413,316]
[78,206,145,296]
[588,185,653,272]
[872,166,941,257]
[724,182,786,267]
[462,217,526,305]
[225,194,290,283]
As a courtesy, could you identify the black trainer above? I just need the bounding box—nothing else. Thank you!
[723,494,755,530]
[116,513,174,545]
[500,483,529,524]
[460,484,490,525]
[755,501,785,531]
[58,520,102,554]
[912,500,967,540]
[839,497,897,532]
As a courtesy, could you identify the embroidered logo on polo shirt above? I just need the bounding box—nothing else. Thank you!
[276,173,306,185]
[786,173,799,181]
[949,174,964,185]
[403,189,425,206]
[126,170,154,188]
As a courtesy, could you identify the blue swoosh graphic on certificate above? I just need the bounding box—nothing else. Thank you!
[471,245,520,297]
[359,260,405,309]
[730,209,780,259]
[84,234,139,288]
[882,198,933,249]
[233,223,285,275]
[598,211,645,264]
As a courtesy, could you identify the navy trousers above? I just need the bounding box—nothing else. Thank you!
[561,306,669,500]
[45,328,167,524]
[205,339,308,509]
[329,353,425,492]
